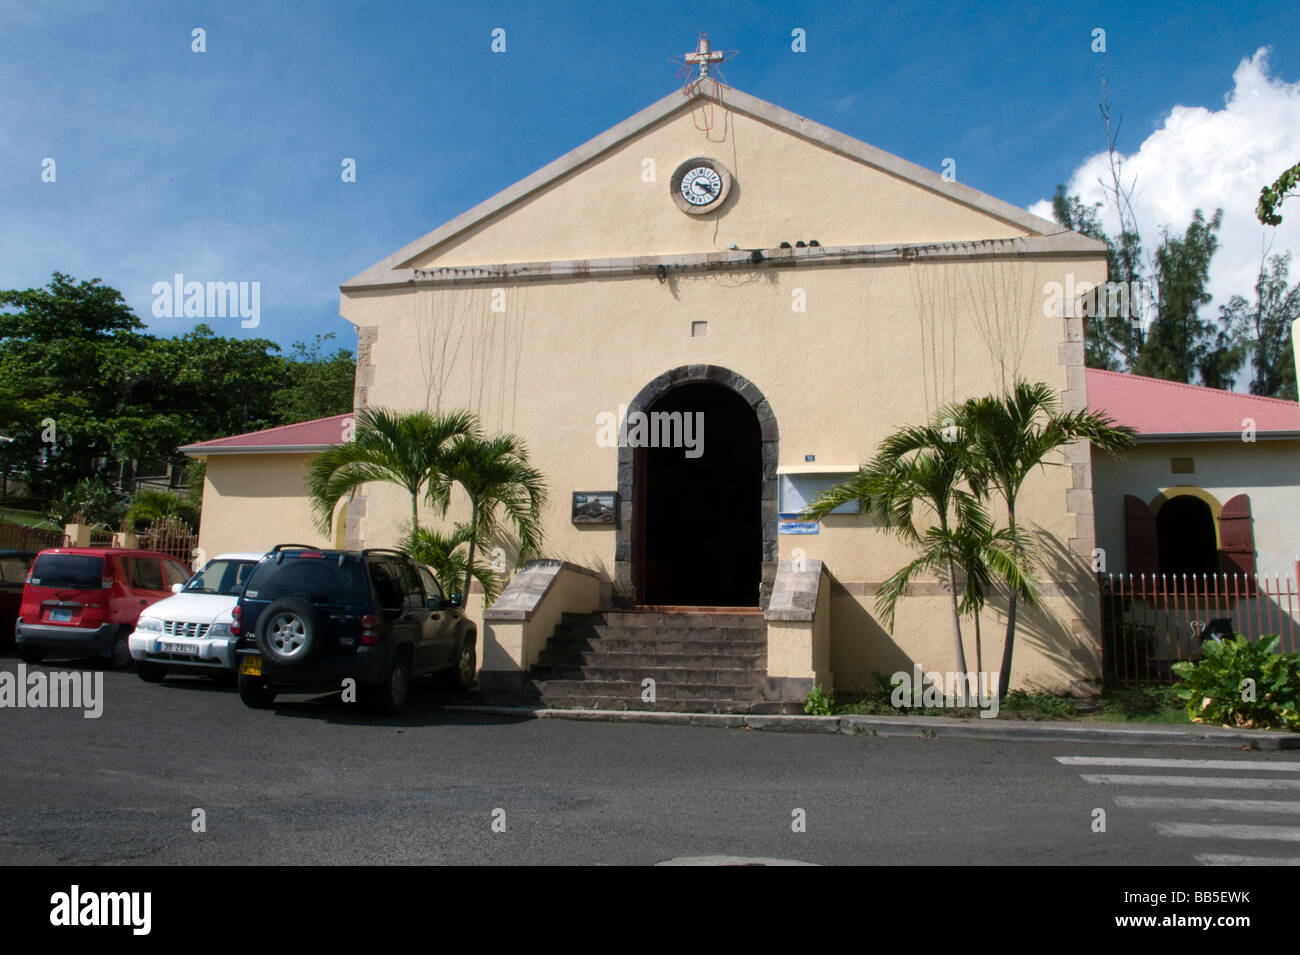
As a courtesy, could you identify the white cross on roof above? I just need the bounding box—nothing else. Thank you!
[683,32,729,79]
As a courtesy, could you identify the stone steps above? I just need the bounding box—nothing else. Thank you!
[540,638,766,657]
[535,649,766,669]
[558,611,765,630]
[514,696,797,715]
[525,679,770,701]
[520,610,796,714]
[529,665,761,684]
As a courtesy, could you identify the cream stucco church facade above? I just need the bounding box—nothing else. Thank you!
[318,67,1110,702]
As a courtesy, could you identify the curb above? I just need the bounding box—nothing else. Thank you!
[440,704,1300,750]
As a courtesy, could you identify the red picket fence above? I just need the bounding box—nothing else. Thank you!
[1099,570,1300,686]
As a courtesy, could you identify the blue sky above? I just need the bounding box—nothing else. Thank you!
[3,0,1299,352]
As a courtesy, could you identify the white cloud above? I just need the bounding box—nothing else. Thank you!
[1028,48,1300,327]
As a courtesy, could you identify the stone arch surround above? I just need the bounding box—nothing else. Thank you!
[613,364,779,608]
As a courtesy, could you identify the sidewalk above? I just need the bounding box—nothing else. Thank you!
[441,704,1300,749]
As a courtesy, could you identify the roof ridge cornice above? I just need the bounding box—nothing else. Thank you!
[340,233,1102,292]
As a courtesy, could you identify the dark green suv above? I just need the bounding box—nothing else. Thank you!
[232,545,477,714]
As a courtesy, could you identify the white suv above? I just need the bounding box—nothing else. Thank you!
[129,552,265,682]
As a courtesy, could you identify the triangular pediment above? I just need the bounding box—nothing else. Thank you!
[343,79,1079,289]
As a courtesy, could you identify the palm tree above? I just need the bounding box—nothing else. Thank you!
[430,433,548,603]
[948,507,1037,699]
[305,407,480,535]
[948,381,1135,698]
[403,524,502,602]
[126,487,199,531]
[804,424,987,703]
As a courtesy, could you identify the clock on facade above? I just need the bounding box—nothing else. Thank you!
[669,157,733,215]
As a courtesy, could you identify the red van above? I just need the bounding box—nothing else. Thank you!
[16,548,193,668]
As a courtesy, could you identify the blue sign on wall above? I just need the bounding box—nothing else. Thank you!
[778,514,819,535]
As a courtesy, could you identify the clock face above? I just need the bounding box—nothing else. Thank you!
[669,157,732,215]
[680,166,723,206]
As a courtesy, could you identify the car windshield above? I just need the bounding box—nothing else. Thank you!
[243,555,367,605]
[29,553,104,590]
[183,559,259,596]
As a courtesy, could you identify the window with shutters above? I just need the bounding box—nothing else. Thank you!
[1122,491,1256,585]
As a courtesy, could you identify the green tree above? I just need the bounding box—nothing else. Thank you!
[949,381,1135,699]
[1257,160,1300,226]
[431,433,547,605]
[47,476,125,528]
[272,332,356,425]
[0,276,288,507]
[1051,185,1141,371]
[1132,209,1225,383]
[0,273,155,499]
[306,407,480,535]
[1216,253,1299,400]
[147,324,285,442]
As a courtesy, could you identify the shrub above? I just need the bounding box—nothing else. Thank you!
[803,684,834,716]
[833,673,956,717]
[1001,689,1076,720]
[1171,634,1300,730]
[47,477,125,528]
[1100,686,1183,718]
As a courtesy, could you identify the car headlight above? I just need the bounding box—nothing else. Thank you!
[207,623,233,638]
[135,618,163,633]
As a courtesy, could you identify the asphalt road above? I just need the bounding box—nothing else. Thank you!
[2,653,1298,866]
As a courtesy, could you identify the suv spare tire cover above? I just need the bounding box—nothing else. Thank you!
[255,597,320,667]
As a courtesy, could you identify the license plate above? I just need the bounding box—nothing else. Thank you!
[160,641,199,655]
[49,608,72,622]
[239,655,262,676]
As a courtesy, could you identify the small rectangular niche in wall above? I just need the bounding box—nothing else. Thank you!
[777,465,861,516]
[1170,457,1195,474]
[691,321,707,337]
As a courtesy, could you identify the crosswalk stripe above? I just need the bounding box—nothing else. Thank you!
[1155,822,1300,841]
[1114,795,1300,814]
[1197,853,1300,865]
[1058,756,1300,773]
[1081,773,1300,791]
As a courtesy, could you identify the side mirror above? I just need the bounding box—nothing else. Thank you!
[449,593,464,609]
[171,583,184,594]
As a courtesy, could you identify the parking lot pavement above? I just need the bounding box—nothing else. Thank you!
[3,653,1298,866]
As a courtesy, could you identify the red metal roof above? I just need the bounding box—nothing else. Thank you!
[180,413,351,452]
[1086,368,1300,437]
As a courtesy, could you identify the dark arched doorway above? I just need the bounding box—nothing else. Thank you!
[633,382,762,607]
[1156,495,1218,575]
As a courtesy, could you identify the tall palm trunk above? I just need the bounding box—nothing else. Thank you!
[945,553,968,706]
[941,517,969,706]
[410,492,419,534]
[973,613,983,701]
[461,499,479,602]
[997,499,1017,701]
